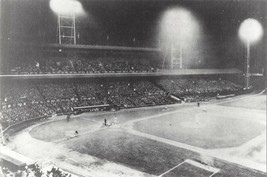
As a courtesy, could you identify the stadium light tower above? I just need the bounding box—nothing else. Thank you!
[238,18,263,89]
[50,0,84,45]
[159,7,201,69]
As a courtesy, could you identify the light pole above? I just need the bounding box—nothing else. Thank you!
[238,18,263,89]
[159,7,201,70]
[50,0,84,45]
[245,41,250,89]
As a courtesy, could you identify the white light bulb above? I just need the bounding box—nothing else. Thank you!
[50,0,83,15]
[239,18,263,43]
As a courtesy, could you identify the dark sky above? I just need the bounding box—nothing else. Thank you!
[1,0,266,69]
[1,0,266,44]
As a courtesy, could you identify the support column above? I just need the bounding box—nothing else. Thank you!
[57,13,76,45]
[245,41,250,89]
[170,39,183,69]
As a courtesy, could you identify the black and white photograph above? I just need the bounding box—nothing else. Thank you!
[0,0,266,176]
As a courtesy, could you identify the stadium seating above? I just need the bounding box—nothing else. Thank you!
[0,78,242,129]
[157,78,242,102]
[8,55,160,75]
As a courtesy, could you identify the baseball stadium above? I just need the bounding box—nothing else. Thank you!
[0,0,266,177]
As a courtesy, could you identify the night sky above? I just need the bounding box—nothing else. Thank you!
[1,0,266,70]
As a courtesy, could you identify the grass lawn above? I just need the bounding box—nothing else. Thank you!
[29,104,194,142]
[219,95,266,110]
[163,163,213,177]
[30,118,97,141]
[133,112,265,149]
[79,105,184,124]
[65,129,266,177]
[28,99,266,177]
[66,129,198,176]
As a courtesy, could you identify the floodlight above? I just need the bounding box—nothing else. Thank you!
[50,0,83,15]
[50,0,84,45]
[159,7,202,69]
[238,18,263,89]
[160,7,200,41]
[239,18,263,44]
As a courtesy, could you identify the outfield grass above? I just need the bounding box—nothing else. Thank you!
[30,118,97,141]
[65,129,198,176]
[29,106,180,142]
[219,95,266,110]
[133,111,265,149]
[79,105,184,124]
[28,96,266,177]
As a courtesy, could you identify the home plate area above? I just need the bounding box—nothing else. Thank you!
[159,159,220,177]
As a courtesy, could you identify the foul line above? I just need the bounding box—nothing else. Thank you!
[185,159,220,173]
[158,159,220,177]
[209,172,217,177]
[158,161,185,177]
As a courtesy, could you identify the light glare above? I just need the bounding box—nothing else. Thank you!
[239,18,263,43]
[50,0,83,15]
[160,7,200,42]
[158,7,205,68]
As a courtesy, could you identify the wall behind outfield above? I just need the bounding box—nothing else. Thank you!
[3,116,48,137]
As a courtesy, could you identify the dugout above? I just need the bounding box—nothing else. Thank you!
[73,104,110,114]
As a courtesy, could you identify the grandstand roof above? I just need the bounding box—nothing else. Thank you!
[0,69,242,79]
[7,41,160,52]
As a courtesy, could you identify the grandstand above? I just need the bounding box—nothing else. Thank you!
[0,0,266,177]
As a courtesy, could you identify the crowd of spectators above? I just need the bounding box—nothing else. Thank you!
[157,78,243,102]
[0,79,175,128]
[9,56,159,75]
[1,163,73,177]
[0,78,242,129]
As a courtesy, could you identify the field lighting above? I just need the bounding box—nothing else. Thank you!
[160,8,200,42]
[50,0,84,45]
[49,0,83,15]
[239,19,263,44]
[238,18,263,89]
[159,7,202,69]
